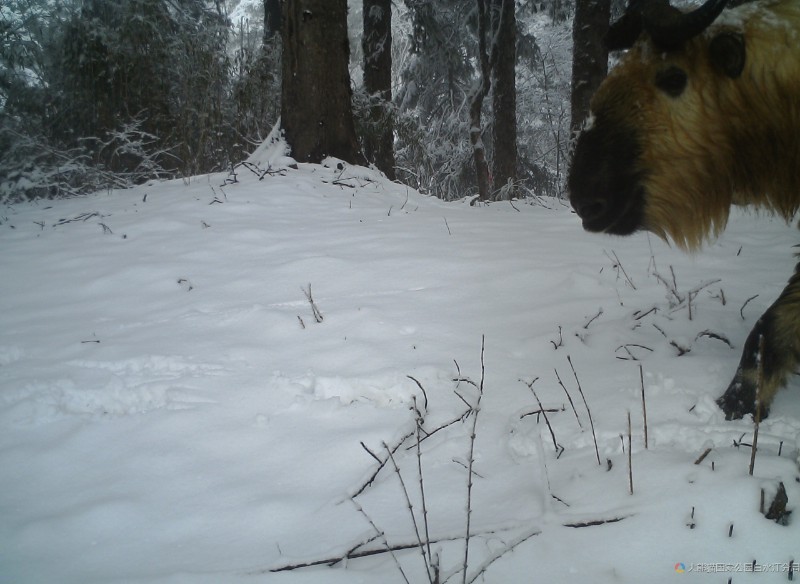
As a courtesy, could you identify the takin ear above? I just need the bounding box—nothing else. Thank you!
[708,32,746,78]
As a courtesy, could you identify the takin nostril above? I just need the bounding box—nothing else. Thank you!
[575,199,606,221]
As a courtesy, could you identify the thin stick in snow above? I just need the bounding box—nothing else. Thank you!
[568,356,601,465]
[464,528,542,584]
[740,294,758,320]
[627,411,634,495]
[302,283,324,323]
[407,376,430,412]
[606,249,636,290]
[352,429,416,498]
[462,336,485,584]
[352,500,412,584]
[523,378,560,453]
[554,367,583,429]
[550,325,563,350]
[640,365,648,449]
[412,396,434,581]
[384,441,434,584]
[749,335,765,476]
[583,308,603,329]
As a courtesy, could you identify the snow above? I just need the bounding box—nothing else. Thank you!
[1,143,799,583]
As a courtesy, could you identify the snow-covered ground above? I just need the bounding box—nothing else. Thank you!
[1,141,798,583]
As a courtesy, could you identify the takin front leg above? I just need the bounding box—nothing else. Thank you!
[717,262,800,420]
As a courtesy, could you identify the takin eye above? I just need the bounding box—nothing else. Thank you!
[655,66,688,98]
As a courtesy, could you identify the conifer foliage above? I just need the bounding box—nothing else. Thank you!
[1,0,596,202]
[0,0,278,201]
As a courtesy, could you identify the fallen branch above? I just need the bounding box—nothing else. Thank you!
[564,515,628,528]
[694,448,712,465]
[695,330,733,348]
[54,211,101,226]
[266,516,630,574]
[615,344,653,361]
[633,306,658,320]
[519,406,564,420]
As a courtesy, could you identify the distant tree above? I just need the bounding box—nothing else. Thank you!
[393,0,475,199]
[51,0,232,175]
[265,0,281,40]
[281,0,362,164]
[570,0,609,136]
[490,0,517,199]
[230,0,281,148]
[469,0,495,201]
[362,0,396,179]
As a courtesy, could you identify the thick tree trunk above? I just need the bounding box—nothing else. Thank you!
[281,0,362,164]
[490,0,516,199]
[570,0,610,137]
[362,0,396,180]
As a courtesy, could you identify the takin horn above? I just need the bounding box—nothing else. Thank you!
[606,0,730,51]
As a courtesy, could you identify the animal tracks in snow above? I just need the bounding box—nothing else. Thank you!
[1,355,222,425]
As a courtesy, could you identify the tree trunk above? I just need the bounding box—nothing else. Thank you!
[470,0,493,202]
[264,0,281,41]
[362,0,396,180]
[281,0,362,164]
[570,0,610,137]
[490,0,516,199]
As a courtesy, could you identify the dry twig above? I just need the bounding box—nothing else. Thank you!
[568,356,601,465]
[462,336,486,584]
[523,378,560,453]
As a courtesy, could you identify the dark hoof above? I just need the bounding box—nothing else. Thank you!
[716,370,769,420]
[716,393,750,420]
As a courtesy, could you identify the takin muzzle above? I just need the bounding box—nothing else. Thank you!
[568,0,800,420]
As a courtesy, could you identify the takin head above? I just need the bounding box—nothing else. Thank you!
[568,0,800,250]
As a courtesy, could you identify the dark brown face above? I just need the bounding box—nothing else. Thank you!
[567,116,647,236]
[568,0,741,239]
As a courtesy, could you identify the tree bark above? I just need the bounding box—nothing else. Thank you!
[362,0,396,180]
[470,0,493,202]
[264,0,281,41]
[490,0,516,199]
[570,0,610,137]
[281,0,362,164]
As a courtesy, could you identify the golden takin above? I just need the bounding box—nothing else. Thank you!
[568,0,800,419]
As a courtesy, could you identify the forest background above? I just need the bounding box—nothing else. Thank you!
[0,0,622,204]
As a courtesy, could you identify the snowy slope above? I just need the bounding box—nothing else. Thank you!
[1,145,798,583]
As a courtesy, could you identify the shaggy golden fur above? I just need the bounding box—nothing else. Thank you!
[592,0,800,249]
[573,0,800,418]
